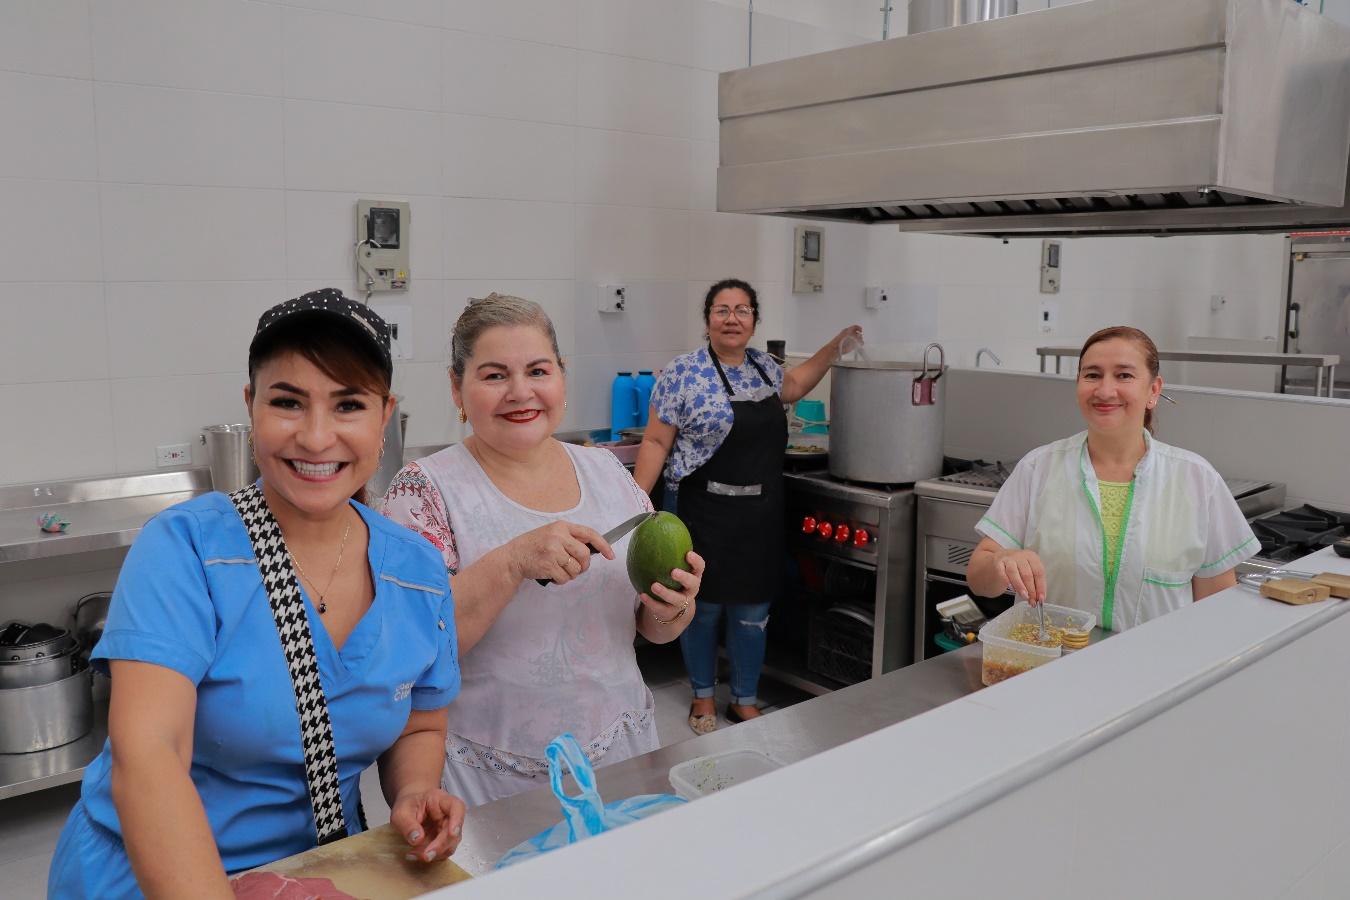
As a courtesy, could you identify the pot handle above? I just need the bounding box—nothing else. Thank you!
[920,343,945,381]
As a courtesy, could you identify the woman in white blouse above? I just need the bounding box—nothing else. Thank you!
[382,293,704,807]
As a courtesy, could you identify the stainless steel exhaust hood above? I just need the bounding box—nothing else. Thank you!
[717,0,1350,237]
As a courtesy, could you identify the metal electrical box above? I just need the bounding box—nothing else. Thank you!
[793,225,824,293]
[356,200,410,293]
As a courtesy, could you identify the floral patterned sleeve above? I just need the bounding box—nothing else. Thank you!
[380,461,461,575]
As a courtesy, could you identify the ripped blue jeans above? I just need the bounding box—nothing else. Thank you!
[679,600,772,706]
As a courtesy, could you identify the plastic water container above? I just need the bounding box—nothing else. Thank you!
[978,601,1095,686]
[610,372,639,440]
[634,371,656,426]
[667,749,781,800]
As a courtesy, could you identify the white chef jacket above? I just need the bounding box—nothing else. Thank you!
[976,430,1258,631]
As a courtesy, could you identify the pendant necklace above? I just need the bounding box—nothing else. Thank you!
[287,520,352,614]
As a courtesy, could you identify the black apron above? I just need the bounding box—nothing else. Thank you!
[678,346,786,605]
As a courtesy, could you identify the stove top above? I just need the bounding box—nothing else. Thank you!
[1251,504,1350,564]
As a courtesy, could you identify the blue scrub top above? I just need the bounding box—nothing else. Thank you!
[63,490,459,878]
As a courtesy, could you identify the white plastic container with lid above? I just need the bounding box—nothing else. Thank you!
[668,749,781,800]
[978,601,1095,686]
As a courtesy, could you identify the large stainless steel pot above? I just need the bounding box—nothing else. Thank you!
[0,656,93,753]
[0,622,80,688]
[828,345,946,485]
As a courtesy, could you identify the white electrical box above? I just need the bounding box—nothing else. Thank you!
[793,226,824,294]
[864,286,888,310]
[597,283,627,314]
[1039,299,1059,333]
[1040,239,1061,294]
[372,303,413,361]
[356,199,411,293]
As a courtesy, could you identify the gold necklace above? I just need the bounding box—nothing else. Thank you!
[287,520,352,615]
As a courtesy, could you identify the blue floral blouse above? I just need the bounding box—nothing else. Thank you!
[650,345,784,489]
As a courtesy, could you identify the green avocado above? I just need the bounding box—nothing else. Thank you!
[626,511,693,593]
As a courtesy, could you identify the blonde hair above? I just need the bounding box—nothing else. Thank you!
[450,293,564,379]
[1079,325,1161,433]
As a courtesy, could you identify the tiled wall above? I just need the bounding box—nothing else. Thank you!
[0,0,879,487]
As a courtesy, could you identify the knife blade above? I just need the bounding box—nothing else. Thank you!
[536,511,656,586]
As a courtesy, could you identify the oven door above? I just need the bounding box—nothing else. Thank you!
[915,495,1013,659]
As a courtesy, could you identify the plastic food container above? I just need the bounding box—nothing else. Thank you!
[668,749,781,800]
[978,602,1095,686]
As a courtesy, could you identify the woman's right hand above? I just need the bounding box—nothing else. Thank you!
[993,548,1048,604]
[507,521,614,585]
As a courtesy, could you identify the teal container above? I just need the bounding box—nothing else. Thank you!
[610,372,639,440]
[794,399,828,434]
[634,371,656,426]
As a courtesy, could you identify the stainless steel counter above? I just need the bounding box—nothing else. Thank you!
[452,643,990,875]
[0,469,211,564]
[1036,346,1340,396]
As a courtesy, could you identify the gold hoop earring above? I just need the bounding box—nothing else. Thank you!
[458,408,468,424]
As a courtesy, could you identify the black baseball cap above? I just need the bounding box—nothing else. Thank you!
[248,288,393,379]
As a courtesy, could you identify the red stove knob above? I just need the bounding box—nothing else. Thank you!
[834,524,851,543]
[817,522,833,539]
[852,528,870,548]
[801,516,817,534]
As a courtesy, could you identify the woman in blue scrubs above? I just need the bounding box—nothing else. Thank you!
[48,290,464,899]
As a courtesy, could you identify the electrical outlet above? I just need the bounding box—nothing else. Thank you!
[598,283,627,314]
[1039,300,1059,333]
[372,303,413,361]
[864,286,888,309]
[1210,293,1227,312]
[156,443,191,467]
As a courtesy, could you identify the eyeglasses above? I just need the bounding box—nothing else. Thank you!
[710,305,754,321]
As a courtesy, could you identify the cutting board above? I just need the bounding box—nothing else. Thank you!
[256,825,472,899]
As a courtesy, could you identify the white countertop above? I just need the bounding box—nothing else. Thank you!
[436,546,1350,898]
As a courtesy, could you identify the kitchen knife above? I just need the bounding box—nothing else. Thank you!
[536,510,656,587]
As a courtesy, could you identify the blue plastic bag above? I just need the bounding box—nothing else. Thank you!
[495,733,687,869]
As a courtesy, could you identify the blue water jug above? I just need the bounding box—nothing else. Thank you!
[610,372,639,440]
[795,399,828,434]
[634,371,656,426]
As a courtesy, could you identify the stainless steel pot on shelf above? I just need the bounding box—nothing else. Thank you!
[0,657,94,753]
[0,622,81,689]
[827,344,946,486]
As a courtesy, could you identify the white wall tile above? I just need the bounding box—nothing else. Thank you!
[575,205,690,282]
[105,281,284,378]
[577,52,692,138]
[577,0,695,68]
[0,73,96,180]
[691,141,718,211]
[749,12,794,66]
[109,373,251,473]
[369,279,448,363]
[572,279,691,356]
[690,69,720,143]
[91,0,283,96]
[99,185,286,282]
[443,30,576,125]
[688,211,791,283]
[788,22,869,58]
[0,381,116,481]
[0,284,107,384]
[0,181,102,282]
[283,7,442,111]
[266,0,441,28]
[96,84,284,188]
[574,129,690,209]
[391,361,456,446]
[444,0,579,47]
[445,115,574,203]
[444,199,575,280]
[284,100,442,195]
[285,191,443,283]
[692,1,752,72]
[0,0,92,79]
[444,279,577,358]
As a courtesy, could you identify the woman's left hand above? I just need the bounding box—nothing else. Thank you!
[391,787,467,863]
[640,550,705,622]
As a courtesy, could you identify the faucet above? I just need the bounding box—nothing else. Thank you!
[975,348,1002,368]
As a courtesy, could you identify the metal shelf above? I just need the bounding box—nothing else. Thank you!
[0,696,107,801]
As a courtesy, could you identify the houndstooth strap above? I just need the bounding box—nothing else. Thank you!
[229,483,349,846]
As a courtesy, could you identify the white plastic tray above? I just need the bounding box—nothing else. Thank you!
[668,749,781,800]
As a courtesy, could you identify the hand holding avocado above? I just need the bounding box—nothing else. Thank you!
[508,521,614,586]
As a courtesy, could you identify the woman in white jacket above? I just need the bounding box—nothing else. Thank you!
[966,326,1258,632]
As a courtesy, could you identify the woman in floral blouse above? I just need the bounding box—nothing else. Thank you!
[634,278,859,735]
[382,293,704,807]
